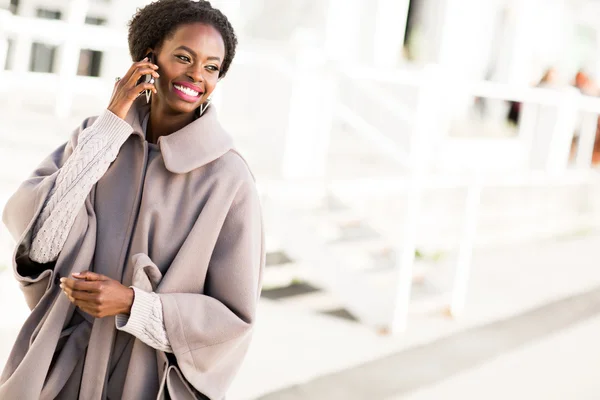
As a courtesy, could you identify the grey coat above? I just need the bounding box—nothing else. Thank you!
[1,97,265,399]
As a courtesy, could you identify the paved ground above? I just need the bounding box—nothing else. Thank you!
[256,283,600,400]
[396,314,600,400]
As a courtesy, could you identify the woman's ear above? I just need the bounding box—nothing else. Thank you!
[143,48,155,61]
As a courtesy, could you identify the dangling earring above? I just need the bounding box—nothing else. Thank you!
[145,77,154,104]
[198,97,211,117]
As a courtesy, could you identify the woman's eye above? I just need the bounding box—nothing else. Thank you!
[176,55,191,62]
[206,65,220,72]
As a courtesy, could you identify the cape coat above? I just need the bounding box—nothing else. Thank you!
[1,97,265,400]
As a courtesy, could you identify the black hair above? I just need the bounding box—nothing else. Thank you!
[128,0,237,78]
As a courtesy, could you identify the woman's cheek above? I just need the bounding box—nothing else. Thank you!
[205,84,217,99]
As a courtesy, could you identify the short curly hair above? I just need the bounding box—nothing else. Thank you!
[128,0,237,78]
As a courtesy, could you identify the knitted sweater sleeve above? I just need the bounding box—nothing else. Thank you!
[115,287,173,353]
[29,110,132,264]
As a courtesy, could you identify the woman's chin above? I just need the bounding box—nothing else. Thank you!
[164,97,201,115]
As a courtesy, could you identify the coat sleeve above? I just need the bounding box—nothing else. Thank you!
[29,110,132,263]
[158,178,265,400]
[1,117,93,308]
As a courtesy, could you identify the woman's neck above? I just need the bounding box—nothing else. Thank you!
[146,104,196,144]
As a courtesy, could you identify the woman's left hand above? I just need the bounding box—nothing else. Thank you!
[60,271,134,318]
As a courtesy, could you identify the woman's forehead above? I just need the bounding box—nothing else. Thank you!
[164,23,225,58]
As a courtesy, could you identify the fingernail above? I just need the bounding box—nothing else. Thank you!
[72,272,81,276]
[143,57,148,61]
[59,284,64,289]
[60,277,66,283]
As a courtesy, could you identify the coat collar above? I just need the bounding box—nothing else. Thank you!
[124,96,234,174]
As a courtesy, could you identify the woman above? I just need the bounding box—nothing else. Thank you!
[1,1,264,399]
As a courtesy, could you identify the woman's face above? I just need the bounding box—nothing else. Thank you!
[152,23,225,115]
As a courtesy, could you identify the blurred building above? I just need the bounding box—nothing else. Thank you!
[0,0,597,77]
[407,0,600,86]
[2,0,600,95]
[1,0,125,74]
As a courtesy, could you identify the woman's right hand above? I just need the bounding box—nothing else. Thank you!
[108,57,160,120]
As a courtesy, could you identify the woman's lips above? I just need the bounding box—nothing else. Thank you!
[172,84,202,102]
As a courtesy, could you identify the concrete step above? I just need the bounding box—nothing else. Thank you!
[262,186,600,327]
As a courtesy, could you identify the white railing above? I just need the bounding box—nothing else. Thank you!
[333,63,600,332]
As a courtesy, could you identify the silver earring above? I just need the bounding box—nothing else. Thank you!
[145,77,155,104]
[199,98,211,116]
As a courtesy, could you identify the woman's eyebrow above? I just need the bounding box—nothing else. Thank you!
[175,45,197,57]
[175,46,221,62]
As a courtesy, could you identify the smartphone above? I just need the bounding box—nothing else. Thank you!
[137,52,156,103]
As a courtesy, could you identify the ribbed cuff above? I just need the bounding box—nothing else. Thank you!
[97,109,133,145]
[115,286,155,336]
[79,109,133,151]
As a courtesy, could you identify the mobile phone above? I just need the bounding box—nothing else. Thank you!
[137,52,156,103]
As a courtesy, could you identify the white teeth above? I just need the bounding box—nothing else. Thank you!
[174,84,199,97]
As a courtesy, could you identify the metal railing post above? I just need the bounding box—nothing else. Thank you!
[547,89,579,173]
[0,35,7,75]
[449,177,482,317]
[575,111,598,169]
[391,64,442,333]
[0,10,8,74]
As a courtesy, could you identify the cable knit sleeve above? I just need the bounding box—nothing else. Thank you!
[115,287,173,353]
[29,110,133,263]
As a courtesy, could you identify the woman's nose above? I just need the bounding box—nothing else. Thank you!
[187,66,205,85]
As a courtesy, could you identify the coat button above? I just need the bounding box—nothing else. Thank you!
[54,272,61,285]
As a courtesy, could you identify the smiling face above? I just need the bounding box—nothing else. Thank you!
[151,23,226,116]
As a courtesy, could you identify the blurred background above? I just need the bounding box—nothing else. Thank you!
[1,0,600,399]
